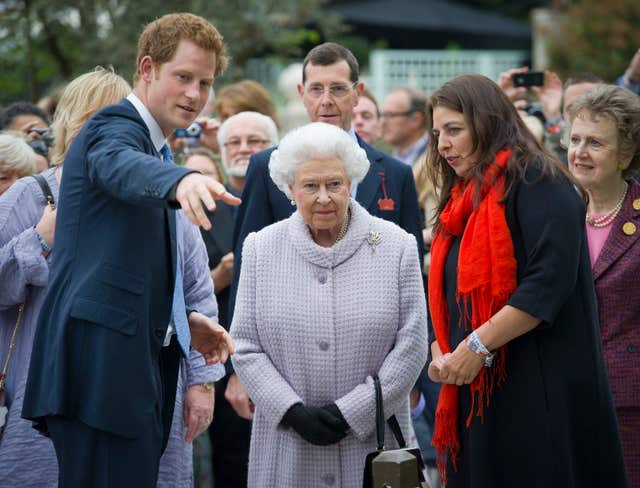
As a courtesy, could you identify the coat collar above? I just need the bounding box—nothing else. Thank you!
[593,179,640,280]
[287,198,373,268]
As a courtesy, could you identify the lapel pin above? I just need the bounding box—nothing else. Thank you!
[367,231,382,252]
[377,172,395,211]
[378,198,395,211]
[622,222,636,236]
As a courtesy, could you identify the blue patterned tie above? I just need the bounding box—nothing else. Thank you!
[160,144,191,356]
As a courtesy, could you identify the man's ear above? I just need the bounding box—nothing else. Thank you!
[139,56,156,83]
[353,81,365,107]
[297,83,304,98]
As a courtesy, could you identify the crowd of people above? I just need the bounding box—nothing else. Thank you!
[0,10,638,488]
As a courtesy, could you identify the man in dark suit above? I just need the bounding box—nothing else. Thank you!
[22,13,238,488]
[225,43,424,432]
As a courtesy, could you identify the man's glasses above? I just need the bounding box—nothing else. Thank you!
[223,137,269,151]
[305,82,357,99]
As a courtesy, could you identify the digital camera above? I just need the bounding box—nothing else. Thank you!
[28,129,54,158]
[512,71,544,88]
[174,122,202,139]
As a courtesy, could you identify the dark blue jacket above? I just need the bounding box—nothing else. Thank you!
[22,99,193,438]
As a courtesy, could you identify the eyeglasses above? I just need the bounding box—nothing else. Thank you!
[379,110,416,119]
[223,137,269,151]
[305,82,358,99]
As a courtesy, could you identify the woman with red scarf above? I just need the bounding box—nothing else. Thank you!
[425,74,626,488]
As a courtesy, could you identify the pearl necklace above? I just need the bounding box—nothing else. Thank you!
[586,182,628,228]
[335,209,351,243]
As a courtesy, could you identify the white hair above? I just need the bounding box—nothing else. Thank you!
[269,122,370,199]
[216,111,279,166]
[0,132,37,176]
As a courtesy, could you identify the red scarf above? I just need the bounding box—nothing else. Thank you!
[428,149,517,483]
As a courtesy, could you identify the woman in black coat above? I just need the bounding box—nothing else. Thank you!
[425,74,626,487]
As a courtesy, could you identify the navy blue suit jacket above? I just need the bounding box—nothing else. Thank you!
[22,99,194,438]
[227,137,424,339]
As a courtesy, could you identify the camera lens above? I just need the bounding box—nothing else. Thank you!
[186,122,201,138]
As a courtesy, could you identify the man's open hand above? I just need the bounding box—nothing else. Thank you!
[176,173,241,230]
[188,311,235,365]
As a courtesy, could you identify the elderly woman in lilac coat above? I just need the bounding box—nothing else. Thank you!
[567,85,640,488]
[0,68,221,487]
[231,122,428,487]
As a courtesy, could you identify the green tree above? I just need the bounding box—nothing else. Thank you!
[0,0,344,105]
[548,0,640,82]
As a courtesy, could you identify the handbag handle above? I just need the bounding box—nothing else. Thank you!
[31,174,55,207]
[373,375,408,450]
[374,374,385,450]
[0,304,25,391]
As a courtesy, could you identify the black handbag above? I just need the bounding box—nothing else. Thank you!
[362,375,426,487]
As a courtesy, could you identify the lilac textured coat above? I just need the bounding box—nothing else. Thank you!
[231,200,428,487]
[591,179,640,487]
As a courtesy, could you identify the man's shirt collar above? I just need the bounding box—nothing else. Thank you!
[393,132,429,166]
[347,126,358,143]
[126,92,166,153]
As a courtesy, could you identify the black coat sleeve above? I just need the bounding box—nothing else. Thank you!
[506,169,586,326]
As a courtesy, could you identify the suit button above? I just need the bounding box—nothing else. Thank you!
[318,272,327,284]
[628,344,636,353]
[318,340,329,351]
[321,473,335,485]
[155,329,165,339]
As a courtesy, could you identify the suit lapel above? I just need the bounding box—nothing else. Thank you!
[356,138,384,212]
[593,182,640,280]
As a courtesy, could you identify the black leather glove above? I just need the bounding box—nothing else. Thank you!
[281,403,349,446]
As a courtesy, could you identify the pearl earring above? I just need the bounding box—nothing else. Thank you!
[290,200,296,206]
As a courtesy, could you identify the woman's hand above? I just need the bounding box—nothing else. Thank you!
[427,352,450,383]
[531,70,563,121]
[281,403,348,446]
[497,66,528,102]
[196,117,221,153]
[438,339,484,385]
[35,204,57,253]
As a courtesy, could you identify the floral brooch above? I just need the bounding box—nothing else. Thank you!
[367,231,382,253]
